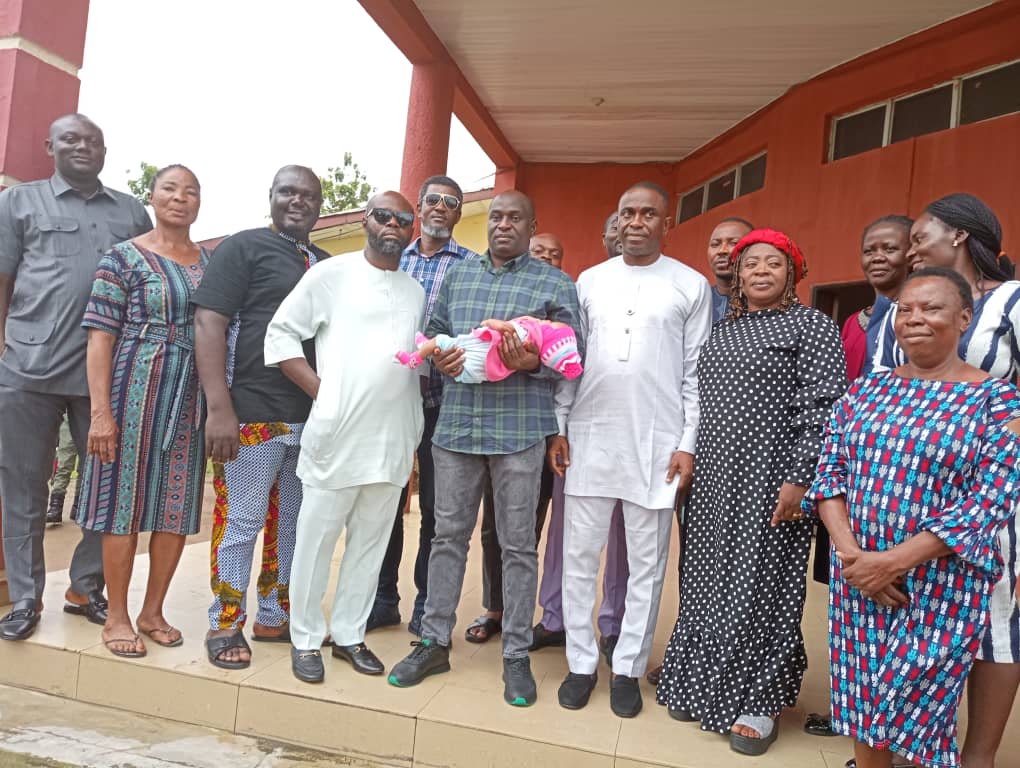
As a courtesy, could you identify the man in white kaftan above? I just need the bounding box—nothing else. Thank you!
[551,182,711,717]
[264,191,425,684]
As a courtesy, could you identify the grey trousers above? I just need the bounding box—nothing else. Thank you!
[421,442,544,658]
[0,385,104,602]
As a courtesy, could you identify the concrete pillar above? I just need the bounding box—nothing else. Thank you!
[399,61,454,206]
[0,0,88,584]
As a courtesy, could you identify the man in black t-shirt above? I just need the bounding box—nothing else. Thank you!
[192,165,328,669]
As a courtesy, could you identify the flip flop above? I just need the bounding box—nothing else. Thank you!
[465,615,502,644]
[206,631,252,670]
[804,712,836,736]
[140,625,183,648]
[104,635,147,658]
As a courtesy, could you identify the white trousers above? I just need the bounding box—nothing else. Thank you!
[563,494,672,677]
[290,482,401,650]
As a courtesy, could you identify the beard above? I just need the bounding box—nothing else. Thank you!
[421,222,452,239]
[368,230,408,259]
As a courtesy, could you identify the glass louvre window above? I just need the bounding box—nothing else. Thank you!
[740,154,767,194]
[890,84,952,143]
[706,170,736,210]
[960,61,1020,125]
[677,187,705,224]
[831,105,886,160]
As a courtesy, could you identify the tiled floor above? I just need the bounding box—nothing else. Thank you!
[1,505,1018,767]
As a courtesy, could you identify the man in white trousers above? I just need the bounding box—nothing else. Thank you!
[549,181,711,717]
[264,190,425,683]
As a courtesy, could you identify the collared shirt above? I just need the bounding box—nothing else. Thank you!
[710,285,730,324]
[400,236,477,408]
[427,250,583,455]
[0,173,152,395]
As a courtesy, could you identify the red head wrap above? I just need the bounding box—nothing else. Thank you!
[731,228,808,283]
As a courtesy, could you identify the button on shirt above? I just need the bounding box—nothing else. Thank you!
[0,174,152,395]
[400,236,477,409]
[427,251,583,455]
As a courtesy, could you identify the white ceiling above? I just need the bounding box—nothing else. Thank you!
[415,0,991,163]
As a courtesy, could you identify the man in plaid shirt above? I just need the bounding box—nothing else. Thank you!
[388,190,583,706]
[367,175,477,637]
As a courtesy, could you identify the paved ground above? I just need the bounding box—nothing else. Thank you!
[0,685,354,768]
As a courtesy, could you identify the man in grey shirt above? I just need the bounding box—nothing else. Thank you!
[0,113,151,641]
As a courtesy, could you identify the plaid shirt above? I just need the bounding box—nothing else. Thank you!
[427,251,583,455]
[401,236,478,408]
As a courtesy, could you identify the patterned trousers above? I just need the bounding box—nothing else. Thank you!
[208,424,302,630]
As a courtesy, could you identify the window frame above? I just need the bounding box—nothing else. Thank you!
[675,149,767,225]
[828,57,1020,162]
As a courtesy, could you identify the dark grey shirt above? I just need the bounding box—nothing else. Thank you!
[0,173,152,395]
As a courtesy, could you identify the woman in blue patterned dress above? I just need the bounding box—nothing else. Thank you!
[805,267,1020,768]
[78,165,207,658]
[906,193,1019,768]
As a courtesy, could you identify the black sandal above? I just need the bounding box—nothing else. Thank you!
[804,712,836,736]
[206,631,252,670]
[464,615,501,644]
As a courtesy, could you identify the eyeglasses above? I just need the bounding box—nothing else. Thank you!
[423,192,461,211]
[368,208,414,228]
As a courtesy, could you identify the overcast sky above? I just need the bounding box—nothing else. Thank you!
[77,1,494,240]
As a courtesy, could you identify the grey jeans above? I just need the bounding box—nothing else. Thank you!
[0,385,104,602]
[421,442,545,658]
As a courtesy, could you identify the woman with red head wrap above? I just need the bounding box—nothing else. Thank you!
[656,228,847,755]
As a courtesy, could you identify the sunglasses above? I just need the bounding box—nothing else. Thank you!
[423,192,462,211]
[368,208,414,228]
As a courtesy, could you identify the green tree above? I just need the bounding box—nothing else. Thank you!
[126,161,158,205]
[319,152,372,214]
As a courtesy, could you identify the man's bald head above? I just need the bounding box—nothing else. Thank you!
[487,190,537,263]
[367,190,413,214]
[271,164,319,192]
[46,113,106,188]
[530,232,564,270]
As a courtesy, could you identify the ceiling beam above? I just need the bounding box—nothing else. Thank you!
[358,0,520,170]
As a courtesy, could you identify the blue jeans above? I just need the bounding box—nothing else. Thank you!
[372,405,438,629]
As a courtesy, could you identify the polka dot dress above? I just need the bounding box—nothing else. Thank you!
[655,303,847,733]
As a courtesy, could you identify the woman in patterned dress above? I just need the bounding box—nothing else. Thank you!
[906,194,1019,768]
[78,165,207,658]
[806,267,1020,768]
[655,229,847,755]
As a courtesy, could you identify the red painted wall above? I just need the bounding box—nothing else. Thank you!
[0,49,82,182]
[0,0,90,68]
[519,1,1020,292]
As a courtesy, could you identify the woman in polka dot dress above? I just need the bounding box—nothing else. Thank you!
[655,229,847,755]
[805,267,1020,768]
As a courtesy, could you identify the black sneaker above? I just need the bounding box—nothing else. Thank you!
[502,656,537,707]
[387,639,450,687]
[558,671,597,710]
[610,675,642,718]
[366,604,401,633]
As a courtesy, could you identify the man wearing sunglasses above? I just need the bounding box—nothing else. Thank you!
[367,175,477,639]
[388,190,583,708]
[267,190,425,684]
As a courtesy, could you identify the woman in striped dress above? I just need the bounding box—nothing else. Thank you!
[907,192,1019,768]
[78,165,207,658]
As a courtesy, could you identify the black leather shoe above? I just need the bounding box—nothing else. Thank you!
[528,622,566,651]
[558,671,597,710]
[600,634,618,667]
[63,589,108,626]
[0,599,40,641]
[291,647,324,683]
[366,604,401,632]
[610,675,643,718]
[46,492,64,525]
[332,643,384,675]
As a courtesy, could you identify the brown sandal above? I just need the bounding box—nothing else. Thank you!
[140,625,183,647]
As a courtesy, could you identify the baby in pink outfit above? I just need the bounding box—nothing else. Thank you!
[396,316,583,384]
